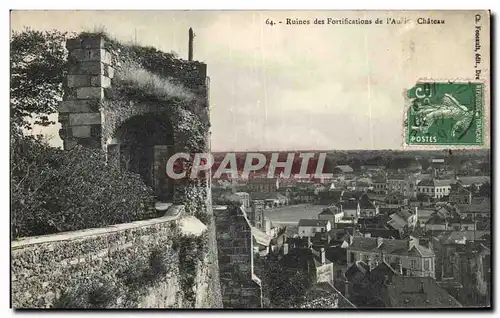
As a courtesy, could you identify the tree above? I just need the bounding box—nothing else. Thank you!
[10,28,70,130]
[11,131,156,239]
[255,257,312,308]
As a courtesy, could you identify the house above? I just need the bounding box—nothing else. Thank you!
[228,192,251,208]
[387,206,418,233]
[251,226,271,257]
[432,230,490,282]
[334,165,354,174]
[246,177,280,193]
[455,176,490,189]
[290,187,317,204]
[282,245,334,285]
[387,174,421,198]
[298,219,332,237]
[417,179,453,199]
[341,199,360,218]
[318,205,344,226]
[361,165,386,174]
[372,177,388,195]
[358,194,379,218]
[383,276,462,308]
[448,242,491,306]
[359,228,402,240]
[342,260,460,308]
[318,189,344,205]
[384,192,408,208]
[251,192,288,208]
[448,183,472,204]
[456,197,490,218]
[425,214,449,232]
[346,236,435,278]
[355,180,373,192]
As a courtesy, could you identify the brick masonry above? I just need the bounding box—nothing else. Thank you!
[59,35,114,150]
[214,205,263,308]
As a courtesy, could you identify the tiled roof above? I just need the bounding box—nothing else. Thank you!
[359,194,376,209]
[425,214,447,225]
[345,261,370,279]
[418,179,453,187]
[385,276,462,308]
[251,226,271,246]
[319,205,342,215]
[342,201,359,210]
[335,165,354,173]
[439,230,490,243]
[456,176,490,186]
[456,201,490,214]
[348,237,434,257]
[359,228,401,239]
[298,219,330,227]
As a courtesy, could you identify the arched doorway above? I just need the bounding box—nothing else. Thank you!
[108,112,175,201]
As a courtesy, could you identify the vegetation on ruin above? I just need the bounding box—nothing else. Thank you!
[173,231,209,307]
[54,243,177,308]
[10,130,157,239]
[10,28,212,238]
[10,28,70,131]
[254,256,313,308]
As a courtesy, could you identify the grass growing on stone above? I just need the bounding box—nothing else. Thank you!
[114,62,195,103]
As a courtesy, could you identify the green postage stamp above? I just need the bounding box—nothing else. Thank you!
[405,81,485,147]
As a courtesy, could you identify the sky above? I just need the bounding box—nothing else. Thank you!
[10,10,490,151]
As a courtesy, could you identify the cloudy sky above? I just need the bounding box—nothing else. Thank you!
[11,10,489,151]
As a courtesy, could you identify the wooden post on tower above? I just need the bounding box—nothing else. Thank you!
[188,28,194,61]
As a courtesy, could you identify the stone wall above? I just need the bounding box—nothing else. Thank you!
[11,207,221,309]
[213,205,263,308]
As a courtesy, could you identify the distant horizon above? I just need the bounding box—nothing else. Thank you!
[209,148,491,153]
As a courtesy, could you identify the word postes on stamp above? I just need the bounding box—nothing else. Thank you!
[405,81,484,146]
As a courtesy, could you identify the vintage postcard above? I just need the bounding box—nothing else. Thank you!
[10,10,491,310]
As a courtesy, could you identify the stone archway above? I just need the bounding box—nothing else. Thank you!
[108,112,175,201]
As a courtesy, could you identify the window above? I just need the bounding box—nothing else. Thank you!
[410,259,417,269]
[424,259,430,271]
[312,228,316,233]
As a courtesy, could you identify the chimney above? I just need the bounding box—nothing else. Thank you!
[188,28,194,61]
[344,279,349,298]
[282,243,289,256]
[383,275,390,285]
[377,237,384,248]
[320,248,326,264]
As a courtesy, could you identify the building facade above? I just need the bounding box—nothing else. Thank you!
[346,236,435,278]
[298,219,332,237]
[417,179,453,199]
